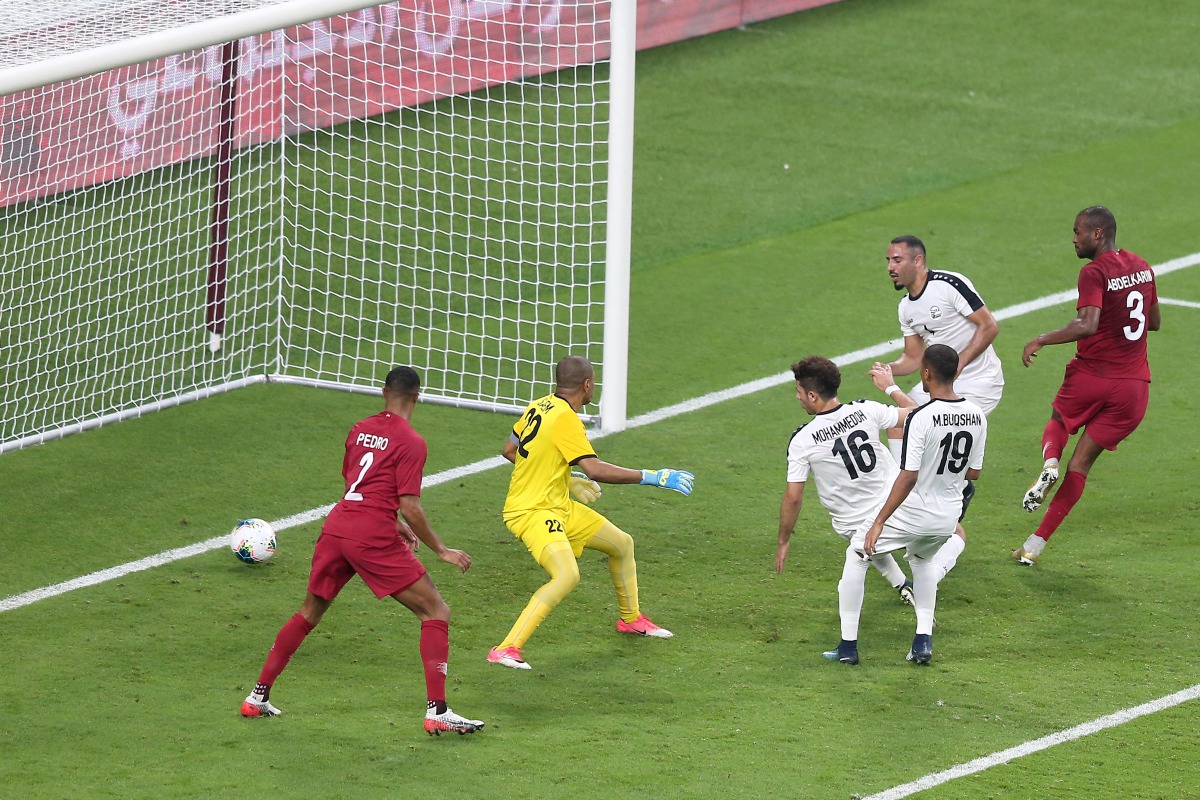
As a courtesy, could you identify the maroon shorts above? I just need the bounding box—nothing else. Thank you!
[1052,363,1150,451]
[308,532,427,600]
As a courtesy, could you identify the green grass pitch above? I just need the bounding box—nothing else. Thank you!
[3,0,1200,798]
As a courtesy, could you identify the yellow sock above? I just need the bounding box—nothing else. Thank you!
[585,521,640,623]
[498,540,579,649]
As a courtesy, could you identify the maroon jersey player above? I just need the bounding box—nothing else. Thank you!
[1013,207,1160,565]
[240,366,484,735]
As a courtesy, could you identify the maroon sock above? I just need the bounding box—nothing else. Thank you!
[1034,470,1087,542]
[257,613,315,687]
[1042,417,1069,462]
[420,619,450,712]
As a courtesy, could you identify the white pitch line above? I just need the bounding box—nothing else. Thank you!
[861,684,1200,800]
[2,251,1198,616]
[1161,297,1200,308]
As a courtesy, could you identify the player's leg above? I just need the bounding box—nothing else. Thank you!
[931,523,966,575]
[585,520,673,638]
[243,535,350,717]
[1016,378,1147,564]
[393,575,484,735]
[491,535,580,667]
[824,545,869,665]
[1014,432,1104,564]
[1022,409,1068,512]
[866,551,915,605]
[906,553,942,664]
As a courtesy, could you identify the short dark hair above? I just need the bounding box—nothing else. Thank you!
[1077,206,1117,241]
[555,355,594,390]
[384,366,421,396]
[890,235,926,258]
[922,344,959,383]
[791,356,841,400]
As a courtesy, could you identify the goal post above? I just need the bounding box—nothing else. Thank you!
[0,0,634,453]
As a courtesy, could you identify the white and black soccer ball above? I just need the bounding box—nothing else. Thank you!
[230,518,277,564]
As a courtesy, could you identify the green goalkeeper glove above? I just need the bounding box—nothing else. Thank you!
[639,468,695,496]
[569,472,603,504]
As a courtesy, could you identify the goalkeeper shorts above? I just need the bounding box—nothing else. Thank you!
[504,502,607,562]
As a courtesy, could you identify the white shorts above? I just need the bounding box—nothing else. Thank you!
[849,520,950,560]
[907,380,1002,416]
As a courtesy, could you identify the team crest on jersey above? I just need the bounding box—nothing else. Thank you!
[930,306,943,319]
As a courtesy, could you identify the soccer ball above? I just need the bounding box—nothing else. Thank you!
[230,518,277,564]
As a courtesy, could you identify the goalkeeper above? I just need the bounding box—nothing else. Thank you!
[487,355,695,671]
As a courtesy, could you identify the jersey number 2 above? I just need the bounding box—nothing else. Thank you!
[515,408,543,458]
[344,452,375,501]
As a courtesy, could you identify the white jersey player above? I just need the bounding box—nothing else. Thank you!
[825,345,987,667]
[777,356,917,608]
[886,235,1003,415]
[788,400,899,536]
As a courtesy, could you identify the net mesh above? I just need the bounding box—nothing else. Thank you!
[1,1,612,450]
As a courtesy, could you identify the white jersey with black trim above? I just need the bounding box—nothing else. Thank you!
[786,400,901,537]
[890,397,988,535]
[898,270,1005,393]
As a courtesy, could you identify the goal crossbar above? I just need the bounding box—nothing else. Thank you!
[0,0,388,97]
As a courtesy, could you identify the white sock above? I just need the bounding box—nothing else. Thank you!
[909,555,942,636]
[932,534,966,576]
[1022,534,1047,557]
[871,551,907,588]
[838,546,870,642]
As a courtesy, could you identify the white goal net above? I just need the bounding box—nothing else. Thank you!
[0,0,633,453]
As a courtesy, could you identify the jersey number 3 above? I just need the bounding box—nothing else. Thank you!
[1123,290,1147,341]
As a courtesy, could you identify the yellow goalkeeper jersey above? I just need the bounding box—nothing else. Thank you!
[503,393,596,516]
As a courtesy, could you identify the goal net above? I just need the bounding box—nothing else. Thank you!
[0,0,632,454]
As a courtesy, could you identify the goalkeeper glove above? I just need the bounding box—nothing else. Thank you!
[639,468,695,496]
[569,472,603,504]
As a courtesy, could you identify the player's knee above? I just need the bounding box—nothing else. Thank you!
[554,561,581,592]
[418,589,451,622]
[609,528,635,558]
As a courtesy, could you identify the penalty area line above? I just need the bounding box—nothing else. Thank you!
[2,250,1198,615]
[861,683,1200,800]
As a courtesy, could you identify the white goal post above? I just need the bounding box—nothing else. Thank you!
[0,0,634,454]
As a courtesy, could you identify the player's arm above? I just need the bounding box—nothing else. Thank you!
[958,305,1000,376]
[888,334,925,377]
[1148,300,1161,332]
[862,469,918,556]
[1022,306,1100,367]
[573,456,643,484]
[776,481,805,573]
[502,434,519,463]
[575,456,695,496]
[869,362,917,423]
[397,494,470,573]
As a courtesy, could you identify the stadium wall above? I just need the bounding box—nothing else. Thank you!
[0,0,844,208]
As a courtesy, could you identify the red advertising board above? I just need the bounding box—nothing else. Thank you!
[0,0,842,208]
